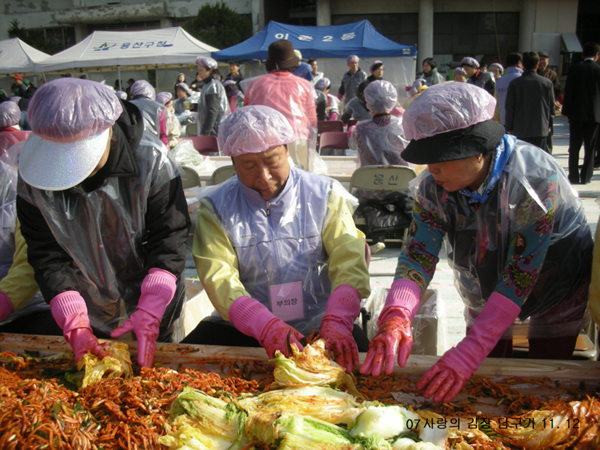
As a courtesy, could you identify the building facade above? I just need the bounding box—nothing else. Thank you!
[1,0,592,76]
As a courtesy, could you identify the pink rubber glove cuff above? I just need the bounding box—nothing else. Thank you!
[229,295,276,341]
[0,290,14,322]
[110,268,176,368]
[323,285,361,330]
[137,268,177,318]
[379,279,422,324]
[50,291,109,361]
[417,292,521,402]
[229,296,304,357]
[50,291,89,331]
[320,285,362,372]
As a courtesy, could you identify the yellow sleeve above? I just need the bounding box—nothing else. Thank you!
[193,199,249,322]
[322,182,370,299]
[493,91,501,123]
[0,222,40,311]
[589,223,600,326]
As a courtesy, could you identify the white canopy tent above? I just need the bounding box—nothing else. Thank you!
[37,27,218,72]
[36,27,218,91]
[0,38,50,74]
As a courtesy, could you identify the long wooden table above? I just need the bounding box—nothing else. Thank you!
[2,332,598,381]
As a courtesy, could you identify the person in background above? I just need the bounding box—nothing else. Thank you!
[22,79,37,98]
[195,56,228,137]
[0,148,55,335]
[224,61,244,87]
[341,82,372,125]
[0,102,30,160]
[401,79,429,110]
[125,78,135,99]
[11,74,27,97]
[173,73,186,97]
[350,81,407,168]
[505,51,554,153]
[189,72,204,92]
[314,78,339,121]
[562,41,600,184]
[360,82,592,404]
[292,50,314,83]
[156,91,181,149]
[452,67,468,83]
[494,52,523,125]
[16,78,191,367]
[348,80,411,254]
[183,105,370,372]
[308,59,323,85]
[537,51,561,101]
[489,63,504,81]
[129,80,169,148]
[366,61,385,84]
[462,56,495,96]
[223,80,244,114]
[537,51,562,153]
[243,40,317,170]
[173,82,196,130]
[338,55,368,104]
[421,57,445,85]
[0,115,55,334]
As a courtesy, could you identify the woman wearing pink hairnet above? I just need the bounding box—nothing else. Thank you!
[0,101,29,163]
[183,105,370,373]
[360,82,592,403]
[129,79,169,148]
[15,78,191,368]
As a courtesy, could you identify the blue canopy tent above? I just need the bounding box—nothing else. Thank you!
[212,20,416,60]
[212,20,417,97]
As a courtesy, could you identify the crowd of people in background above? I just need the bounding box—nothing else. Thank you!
[1,39,600,404]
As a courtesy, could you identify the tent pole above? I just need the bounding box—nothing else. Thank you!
[117,65,122,90]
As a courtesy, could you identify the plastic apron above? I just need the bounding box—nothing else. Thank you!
[17,134,185,340]
[197,79,228,136]
[130,97,164,139]
[413,140,592,338]
[0,159,17,277]
[205,168,332,335]
[0,157,48,324]
[0,130,30,165]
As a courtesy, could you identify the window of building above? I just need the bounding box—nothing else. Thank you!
[434,12,519,64]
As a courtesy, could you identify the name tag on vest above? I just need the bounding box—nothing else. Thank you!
[270,281,304,322]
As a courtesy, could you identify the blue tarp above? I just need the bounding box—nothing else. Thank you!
[212,20,416,61]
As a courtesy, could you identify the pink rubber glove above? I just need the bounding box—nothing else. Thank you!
[0,291,14,322]
[360,279,421,376]
[337,93,343,100]
[50,291,109,361]
[111,268,176,367]
[318,285,361,372]
[416,293,521,403]
[229,295,304,358]
[329,112,339,121]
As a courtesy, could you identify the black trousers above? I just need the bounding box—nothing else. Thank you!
[568,121,599,184]
[0,310,62,336]
[520,136,548,153]
[182,316,370,352]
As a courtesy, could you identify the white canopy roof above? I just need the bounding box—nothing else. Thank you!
[0,38,51,74]
[37,27,219,72]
